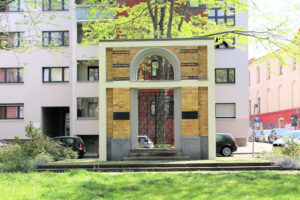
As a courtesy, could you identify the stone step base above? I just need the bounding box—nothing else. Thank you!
[36,165,281,172]
[123,156,190,161]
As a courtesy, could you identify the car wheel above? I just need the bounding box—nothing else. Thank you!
[222,147,232,157]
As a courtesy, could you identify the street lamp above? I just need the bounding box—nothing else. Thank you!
[252,104,259,158]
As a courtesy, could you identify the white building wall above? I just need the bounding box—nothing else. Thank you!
[0,3,248,146]
[215,12,249,145]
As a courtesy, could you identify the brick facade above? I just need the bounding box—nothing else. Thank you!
[106,46,208,139]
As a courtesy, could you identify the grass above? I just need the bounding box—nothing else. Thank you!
[53,157,268,165]
[1,171,300,200]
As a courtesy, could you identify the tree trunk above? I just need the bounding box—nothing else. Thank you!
[155,56,171,145]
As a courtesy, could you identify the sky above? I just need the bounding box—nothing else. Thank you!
[248,0,300,59]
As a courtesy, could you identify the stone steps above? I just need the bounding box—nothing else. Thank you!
[125,148,186,161]
[36,164,281,172]
[36,162,281,172]
[123,156,189,161]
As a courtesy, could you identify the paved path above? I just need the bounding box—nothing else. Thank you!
[234,142,273,156]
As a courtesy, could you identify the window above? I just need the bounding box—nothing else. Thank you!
[215,38,235,49]
[249,100,251,115]
[42,31,69,47]
[267,63,271,79]
[0,0,24,12]
[43,67,69,82]
[189,1,205,8]
[0,104,24,119]
[0,68,24,83]
[279,64,283,75]
[208,7,235,26]
[0,32,24,48]
[43,0,68,11]
[216,103,236,118]
[248,71,250,86]
[88,66,99,81]
[257,67,260,83]
[215,68,235,83]
[258,97,261,114]
[293,55,297,70]
[77,98,99,118]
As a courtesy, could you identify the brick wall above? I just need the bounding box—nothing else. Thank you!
[107,88,131,138]
[106,46,208,138]
[106,46,208,81]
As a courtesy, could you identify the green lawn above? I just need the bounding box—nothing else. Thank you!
[1,171,300,200]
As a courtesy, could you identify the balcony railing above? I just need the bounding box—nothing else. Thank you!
[76,5,114,20]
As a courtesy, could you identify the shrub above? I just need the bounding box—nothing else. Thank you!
[265,136,300,169]
[0,121,79,172]
[0,145,35,172]
[47,145,78,161]
[278,137,300,159]
[272,156,300,169]
[34,153,53,165]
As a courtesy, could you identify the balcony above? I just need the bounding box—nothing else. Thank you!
[76,5,114,20]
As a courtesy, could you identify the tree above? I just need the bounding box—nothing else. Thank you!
[79,0,299,145]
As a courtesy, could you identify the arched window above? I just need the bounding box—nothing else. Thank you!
[137,55,174,81]
[257,67,260,83]
[130,47,180,81]
[267,89,271,112]
[278,85,283,110]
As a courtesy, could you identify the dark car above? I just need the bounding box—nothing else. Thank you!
[216,133,238,156]
[51,136,86,158]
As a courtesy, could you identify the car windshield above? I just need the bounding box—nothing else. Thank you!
[263,130,271,135]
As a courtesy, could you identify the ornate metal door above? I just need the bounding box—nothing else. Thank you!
[138,89,174,147]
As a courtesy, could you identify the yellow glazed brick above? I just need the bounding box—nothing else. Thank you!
[182,119,198,136]
[198,87,208,136]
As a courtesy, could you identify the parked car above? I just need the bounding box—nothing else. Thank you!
[50,136,86,158]
[269,128,290,143]
[273,131,300,147]
[216,133,238,157]
[138,135,154,148]
[259,130,271,143]
[249,130,260,142]
[0,140,9,148]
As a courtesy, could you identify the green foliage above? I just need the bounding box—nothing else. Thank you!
[0,121,78,172]
[0,145,35,172]
[278,137,300,159]
[33,153,53,165]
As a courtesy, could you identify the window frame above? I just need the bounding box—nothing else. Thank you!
[267,62,271,80]
[0,0,24,12]
[42,31,69,47]
[77,97,99,119]
[0,104,24,120]
[0,67,24,83]
[0,32,24,48]
[87,66,99,81]
[215,103,236,119]
[189,1,206,9]
[215,68,235,84]
[42,0,68,11]
[208,7,235,26]
[42,67,69,83]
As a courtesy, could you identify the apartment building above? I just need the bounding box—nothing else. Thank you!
[0,0,248,159]
[249,54,300,129]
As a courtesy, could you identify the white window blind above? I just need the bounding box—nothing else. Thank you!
[216,103,236,118]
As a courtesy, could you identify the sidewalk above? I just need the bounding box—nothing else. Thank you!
[233,142,273,157]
